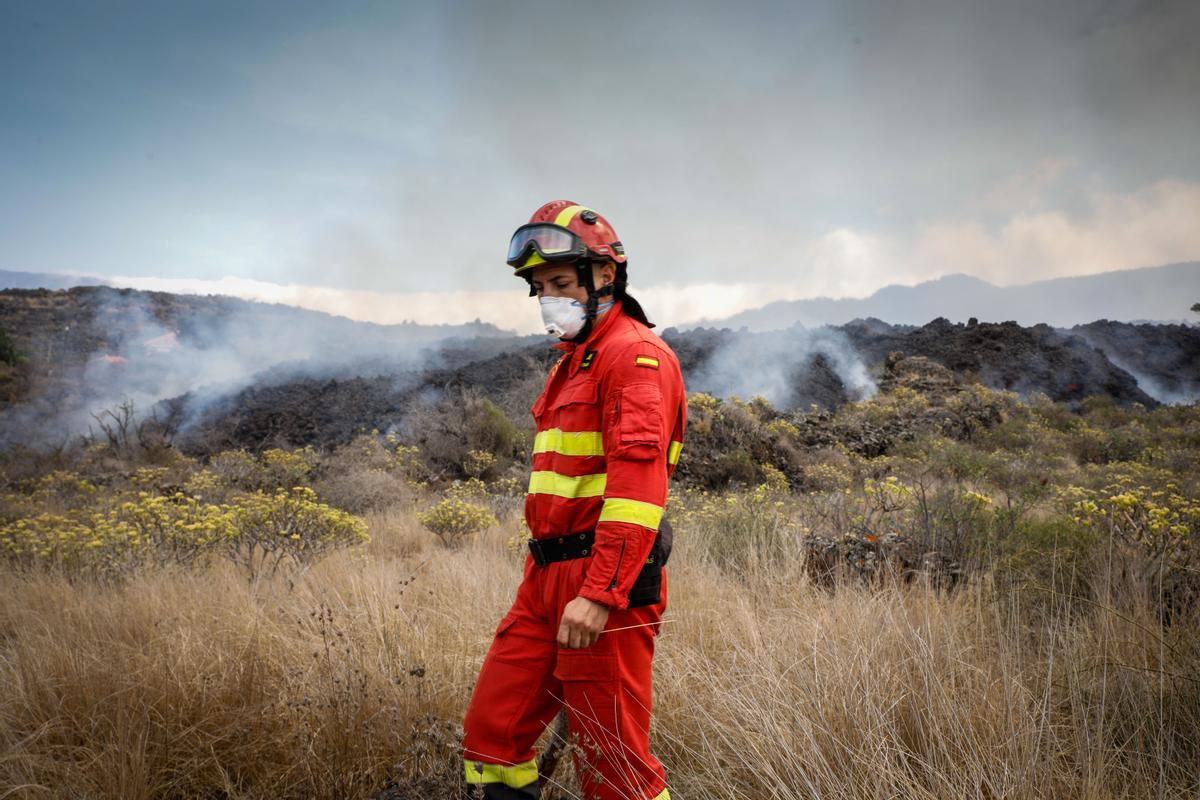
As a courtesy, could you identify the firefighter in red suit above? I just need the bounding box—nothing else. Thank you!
[462,201,686,800]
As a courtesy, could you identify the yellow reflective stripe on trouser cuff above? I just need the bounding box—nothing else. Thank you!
[528,471,607,498]
[668,440,683,465]
[464,758,538,788]
[598,497,665,528]
[533,428,605,457]
[553,204,592,226]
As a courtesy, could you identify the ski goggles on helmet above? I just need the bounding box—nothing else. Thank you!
[507,223,588,270]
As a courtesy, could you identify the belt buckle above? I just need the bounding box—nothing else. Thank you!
[527,537,548,566]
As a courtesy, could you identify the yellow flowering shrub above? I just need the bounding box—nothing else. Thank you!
[801,462,854,493]
[226,487,369,583]
[0,485,367,583]
[1,512,131,574]
[446,478,488,502]
[1066,480,1197,571]
[183,468,224,500]
[685,393,721,436]
[209,450,261,488]
[130,466,170,487]
[463,449,497,479]
[18,470,98,513]
[766,418,801,440]
[262,447,317,488]
[758,462,790,493]
[0,492,236,578]
[489,476,523,497]
[417,497,498,548]
[385,433,428,486]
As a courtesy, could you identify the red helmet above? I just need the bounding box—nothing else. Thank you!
[507,200,627,275]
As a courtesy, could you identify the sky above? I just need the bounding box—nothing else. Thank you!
[2,0,1199,333]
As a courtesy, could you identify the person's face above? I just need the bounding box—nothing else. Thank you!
[529,262,616,302]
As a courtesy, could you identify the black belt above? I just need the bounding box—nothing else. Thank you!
[528,531,595,566]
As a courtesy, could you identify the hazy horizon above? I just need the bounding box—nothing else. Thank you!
[3,0,1199,329]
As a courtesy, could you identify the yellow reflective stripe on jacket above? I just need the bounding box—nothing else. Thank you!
[668,440,683,465]
[650,790,671,800]
[464,757,538,788]
[528,470,607,498]
[533,428,605,457]
[598,497,665,528]
[553,204,592,226]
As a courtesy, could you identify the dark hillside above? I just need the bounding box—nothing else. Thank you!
[168,318,1165,455]
[0,286,511,446]
[1071,321,1200,404]
[1,284,1191,453]
[842,317,1156,406]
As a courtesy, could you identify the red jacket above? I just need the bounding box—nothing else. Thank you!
[526,298,687,609]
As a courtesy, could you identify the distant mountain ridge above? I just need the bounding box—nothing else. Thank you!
[0,269,106,290]
[700,261,1200,331]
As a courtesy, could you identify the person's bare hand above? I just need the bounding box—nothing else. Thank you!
[557,596,610,649]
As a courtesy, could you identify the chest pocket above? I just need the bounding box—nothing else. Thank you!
[548,378,600,430]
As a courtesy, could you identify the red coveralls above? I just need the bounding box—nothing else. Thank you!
[462,298,687,800]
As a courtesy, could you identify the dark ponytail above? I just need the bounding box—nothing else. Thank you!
[613,262,655,328]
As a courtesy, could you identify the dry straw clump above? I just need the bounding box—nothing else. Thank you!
[1,506,1198,799]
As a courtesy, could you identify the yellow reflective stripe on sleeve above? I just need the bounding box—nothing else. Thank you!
[635,356,659,367]
[668,440,683,465]
[553,204,592,226]
[464,758,539,788]
[598,497,665,528]
[528,470,607,498]
[533,428,605,457]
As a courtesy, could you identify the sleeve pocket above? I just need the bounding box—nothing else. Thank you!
[614,382,664,459]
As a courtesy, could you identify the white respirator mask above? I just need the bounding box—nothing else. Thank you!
[539,296,614,339]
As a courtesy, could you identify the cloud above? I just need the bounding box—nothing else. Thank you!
[913,179,1200,283]
[109,176,1200,328]
[978,158,1072,213]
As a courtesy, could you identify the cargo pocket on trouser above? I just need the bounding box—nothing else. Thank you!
[554,647,665,800]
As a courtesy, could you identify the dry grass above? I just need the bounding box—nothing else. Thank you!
[1,510,1197,799]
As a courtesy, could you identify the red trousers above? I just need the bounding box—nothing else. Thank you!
[462,554,669,800]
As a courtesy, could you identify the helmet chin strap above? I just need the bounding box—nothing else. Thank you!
[565,257,614,344]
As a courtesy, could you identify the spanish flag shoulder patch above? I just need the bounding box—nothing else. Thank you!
[634,355,659,369]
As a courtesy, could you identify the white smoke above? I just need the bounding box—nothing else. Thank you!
[0,288,520,448]
[1097,353,1200,406]
[683,325,877,410]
